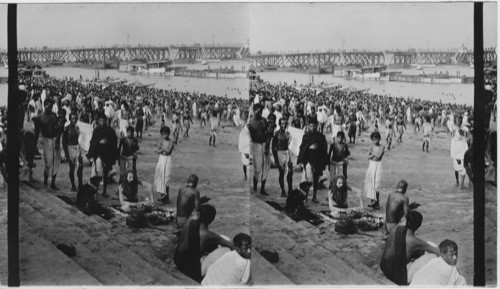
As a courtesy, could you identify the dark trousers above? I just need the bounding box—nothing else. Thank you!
[23,131,36,167]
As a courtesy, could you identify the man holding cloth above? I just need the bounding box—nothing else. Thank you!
[87,113,118,197]
[297,117,328,203]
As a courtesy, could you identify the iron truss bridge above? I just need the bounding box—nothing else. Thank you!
[248,48,497,68]
[0,43,250,64]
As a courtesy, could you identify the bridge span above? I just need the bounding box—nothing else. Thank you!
[0,43,250,64]
[248,48,497,68]
[1,45,495,68]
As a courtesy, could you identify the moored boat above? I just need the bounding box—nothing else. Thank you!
[341,86,370,93]
[18,65,49,78]
[416,64,436,70]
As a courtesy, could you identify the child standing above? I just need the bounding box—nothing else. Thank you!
[209,110,219,147]
[154,126,175,204]
[364,131,385,210]
[118,126,139,174]
[328,131,350,181]
[374,113,380,132]
[200,108,208,127]
[422,116,433,153]
[173,119,181,144]
[385,115,395,150]
[183,108,193,138]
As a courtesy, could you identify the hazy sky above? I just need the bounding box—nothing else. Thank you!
[0,3,250,48]
[250,2,498,52]
[0,2,497,52]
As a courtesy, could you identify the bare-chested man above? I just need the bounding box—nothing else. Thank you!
[176,174,201,228]
[380,210,441,285]
[385,180,409,234]
[272,117,293,197]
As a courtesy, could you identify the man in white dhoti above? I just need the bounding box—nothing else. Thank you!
[104,99,115,126]
[447,111,456,136]
[233,105,242,130]
[364,131,385,209]
[239,123,251,181]
[317,103,328,133]
[154,126,175,204]
[450,129,468,190]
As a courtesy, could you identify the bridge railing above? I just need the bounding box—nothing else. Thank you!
[8,43,246,52]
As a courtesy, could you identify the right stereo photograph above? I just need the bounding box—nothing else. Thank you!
[247,2,497,286]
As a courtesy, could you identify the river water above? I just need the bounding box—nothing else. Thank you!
[0,64,475,107]
[258,66,475,106]
[0,60,249,107]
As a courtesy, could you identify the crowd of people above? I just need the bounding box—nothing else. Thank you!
[247,79,480,204]
[0,64,495,285]
[246,71,496,285]
[0,74,252,285]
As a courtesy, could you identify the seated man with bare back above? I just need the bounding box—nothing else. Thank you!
[380,210,441,285]
[385,180,410,234]
[176,174,201,228]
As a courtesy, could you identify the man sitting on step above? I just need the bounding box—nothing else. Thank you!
[380,210,441,285]
[76,176,100,214]
[285,181,311,215]
[174,204,234,283]
[201,233,252,286]
[410,239,466,286]
[118,169,155,213]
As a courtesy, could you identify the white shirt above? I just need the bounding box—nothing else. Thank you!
[274,111,283,128]
[63,105,72,127]
[201,251,251,286]
[262,107,270,119]
[411,257,466,286]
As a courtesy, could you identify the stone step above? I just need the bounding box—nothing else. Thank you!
[263,246,329,285]
[23,183,111,231]
[252,198,383,285]
[312,233,393,285]
[20,185,189,285]
[19,202,134,285]
[19,219,102,286]
[113,234,198,286]
[257,199,392,284]
[251,250,295,285]
[27,184,198,286]
[252,205,372,285]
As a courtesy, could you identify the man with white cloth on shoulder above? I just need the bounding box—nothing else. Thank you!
[201,233,252,286]
[411,239,467,286]
[238,122,251,181]
[450,129,468,190]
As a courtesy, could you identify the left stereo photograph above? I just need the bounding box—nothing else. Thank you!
[0,3,252,286]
